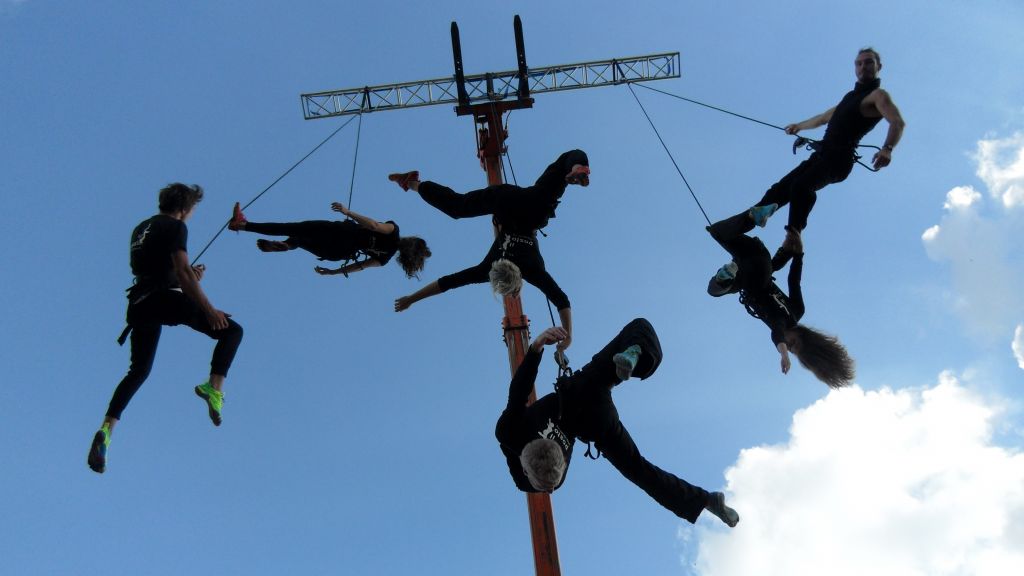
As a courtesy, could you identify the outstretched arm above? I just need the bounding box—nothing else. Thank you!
[395,280,442,312]
[555,307,573,352]
[867,89,905,170]
[315,259,383,277]
[331,202,395,234]
[784,106,836,134]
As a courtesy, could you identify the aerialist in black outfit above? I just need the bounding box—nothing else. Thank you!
[495,319,739,526]
[89,183,244,474]
[721,47,905,234]
[228,201,431,279]
[706,212,854,389]
[389,149,589,351]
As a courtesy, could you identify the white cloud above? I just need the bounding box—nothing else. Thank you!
[1014,325,1024,370]
[944,185,982,210]
[922,134,1024,340]
[976,133,1024,209]
[685,373,1024,576]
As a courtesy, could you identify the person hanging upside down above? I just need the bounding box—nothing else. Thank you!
[720,47,905,235]
[389,149,589,351]
[495,319,740,527]
[706,212,855,388]
[89,183,244,474]
[227,201,431,279]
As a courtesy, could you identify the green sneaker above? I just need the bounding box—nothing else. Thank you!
[87,424,111,474]
[194,382,224,426]
[612,345,642,381]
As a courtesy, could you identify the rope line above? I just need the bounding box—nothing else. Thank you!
[636,82,882,172]
[499,121,558,329]
[627,83,712,226]
[346,113,363,208]
[191,114,359,264]
[635,83,787,132]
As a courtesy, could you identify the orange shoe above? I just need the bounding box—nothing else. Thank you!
[388,171,419,191]
[228,202,247,231]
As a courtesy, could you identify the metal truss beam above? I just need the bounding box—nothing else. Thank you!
[301,52,680,119]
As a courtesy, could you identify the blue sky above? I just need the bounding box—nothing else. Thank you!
[2,1,1023,574]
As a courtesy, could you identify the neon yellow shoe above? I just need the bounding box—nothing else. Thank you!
[88,424,111,474]
[194,382,224,426]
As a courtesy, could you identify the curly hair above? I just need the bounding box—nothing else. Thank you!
[788,324,856,389]
[396,236,431,279]
[158,183,204,214]
[489,259,523,296]
[519,438,565,493]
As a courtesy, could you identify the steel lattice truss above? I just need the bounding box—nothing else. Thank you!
[301,52,680,119]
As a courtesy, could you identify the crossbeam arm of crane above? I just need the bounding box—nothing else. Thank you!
[301,52,680,119]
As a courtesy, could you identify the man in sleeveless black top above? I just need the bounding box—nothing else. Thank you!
[727,48,905,234]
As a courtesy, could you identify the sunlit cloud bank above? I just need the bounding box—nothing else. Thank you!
[976,132,1024,209]
[921,133,1023,346]
[683,373,1024,576]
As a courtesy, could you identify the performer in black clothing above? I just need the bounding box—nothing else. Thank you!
[89,183,244,474]
[495,319,739,527]
[390,149,589,350]
[706,212,854,389]
[725,48,905,234]
[228,201,431,279]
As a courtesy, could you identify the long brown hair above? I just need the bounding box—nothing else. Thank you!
[788,324,856,389]
[396,236,431,279]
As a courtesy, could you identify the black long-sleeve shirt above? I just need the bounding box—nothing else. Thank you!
[741,252,805,346]
[494,348,574,492]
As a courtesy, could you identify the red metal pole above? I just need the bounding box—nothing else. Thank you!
[473,102,561,576]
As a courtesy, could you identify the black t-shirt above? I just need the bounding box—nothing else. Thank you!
[355,220,400,265]
[129,214,187,291]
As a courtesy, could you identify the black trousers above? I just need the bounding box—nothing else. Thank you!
[561,318,709,523]
[106,290,243,420]
[436,231,570,310]
[753,151,855,231]
[417,181,523,220]
[244,220,358,261]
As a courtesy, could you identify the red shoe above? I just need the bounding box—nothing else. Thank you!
[228,202,247,231]
[388,171,419,191]
[566,165,591,187]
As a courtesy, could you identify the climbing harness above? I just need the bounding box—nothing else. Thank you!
[550,352,601,460]
[792,136,882,172]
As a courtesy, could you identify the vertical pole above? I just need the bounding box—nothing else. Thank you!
[475,103,561,576]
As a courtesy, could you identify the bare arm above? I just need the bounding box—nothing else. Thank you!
[331,202,395,234]
[315,259,383,277]
[785,106,836,134]
[555,307,573,352]
[866,89,905,169]
[172,250,228,330]
[395,280,442,312]
[776,342,792,375]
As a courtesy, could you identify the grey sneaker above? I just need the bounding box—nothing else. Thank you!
[612,345,641,381]
[705,491,739,527]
